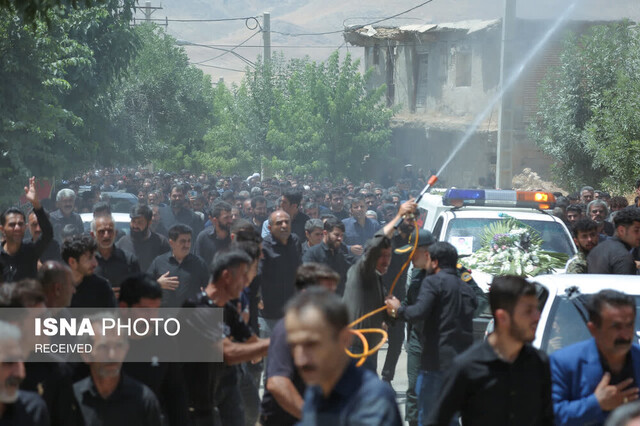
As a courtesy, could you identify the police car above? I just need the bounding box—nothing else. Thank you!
[418,189,577,289]
[528,274,640,354]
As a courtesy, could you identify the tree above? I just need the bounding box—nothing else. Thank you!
[0,0,137,204]
[530,22,638,192]
[223,51,393,181]
[110,24,216,171]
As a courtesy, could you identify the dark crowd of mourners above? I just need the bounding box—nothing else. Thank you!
[0,167,639,426]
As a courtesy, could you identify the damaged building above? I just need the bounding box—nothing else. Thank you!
[344,17,605,188]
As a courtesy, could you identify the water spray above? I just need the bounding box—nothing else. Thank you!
[348,0,580,367]
[435,0,579,181]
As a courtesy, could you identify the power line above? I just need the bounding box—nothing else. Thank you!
[141,16,258,23]
[190,31,261,66]
[271,0,436,37]
[191,63,247,73]
[182,44,346,49]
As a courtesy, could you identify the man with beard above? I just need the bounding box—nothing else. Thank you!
[49,188,84,243]
[385,242,477,424]
[0,321,49,426]
[251,196,268,235]
[588,199,615,238]
[117,205,171,272]
[426,276,553,426]
[63,235,116,308]
[92,215,140,289]
[566,218,599,274]
[588,207,640,275]
[551,290,640,425]
[302,218,351,295]
[195,201,232,267]
[158,184,204,249]
[566,205,583,228]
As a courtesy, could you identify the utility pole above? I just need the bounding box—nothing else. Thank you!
[260,12,271,181]
[496,0,516,189]
[144,1,152,22]
[263,12,271,65]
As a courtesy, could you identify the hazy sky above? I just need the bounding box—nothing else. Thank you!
[150,0,640,83]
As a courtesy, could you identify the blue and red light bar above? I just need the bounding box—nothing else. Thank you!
[443,189,556,209]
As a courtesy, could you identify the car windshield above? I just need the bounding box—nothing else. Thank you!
[542,295,640,355]
[82,220,130,236]
[444,218,575,256]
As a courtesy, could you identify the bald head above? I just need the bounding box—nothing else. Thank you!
[38,261,75,309]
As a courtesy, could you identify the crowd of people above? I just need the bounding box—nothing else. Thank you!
[0,168,639,426]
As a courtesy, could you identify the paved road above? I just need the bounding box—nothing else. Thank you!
[377,342,410,425]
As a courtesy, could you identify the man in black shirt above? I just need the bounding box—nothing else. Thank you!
[588,207,640,274]
[92,215,140,289]
[116,205,170,272]
[25,208,62,264]
[250,196,268,235]
[0,177,53,282]
[148,224,209,307]
[0,321,49,426]
[159,184,204,248]
[386,242,477,424]
[327,189,349,221]
[62,235,116,308]
[302,218,351,295]
[281,190,310,243]
[119,274,190,426]
[426,275,554,426]
[195,201,232,267]
[182,250,269,426]
[261,263,339,426]
[49,188,84,243]
[39,261,76,311]
[381,209,419,384]
[256,210,302,338]
[59,314,163,426]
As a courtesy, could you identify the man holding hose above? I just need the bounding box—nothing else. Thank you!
[342,199,417,373]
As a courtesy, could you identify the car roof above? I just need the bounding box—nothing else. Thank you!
[80,212,131,222]
[532,274,640,296]
[101,192,137,200]
[444,208,560,222]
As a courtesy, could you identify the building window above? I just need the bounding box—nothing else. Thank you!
[455,51,472,87]
[372,45,379,65]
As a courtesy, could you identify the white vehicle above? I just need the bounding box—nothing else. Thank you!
[418,189,577,290]
[81,212,131,236]
[530,274,640,354]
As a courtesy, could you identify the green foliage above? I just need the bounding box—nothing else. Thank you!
[0,0,138,204]
[111,24,216,171]
[530,22,640,193]
[204,52,393,181]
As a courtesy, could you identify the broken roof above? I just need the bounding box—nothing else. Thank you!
[344,19,501,45]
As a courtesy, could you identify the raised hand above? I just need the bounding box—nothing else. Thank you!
[24,176,40,209]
